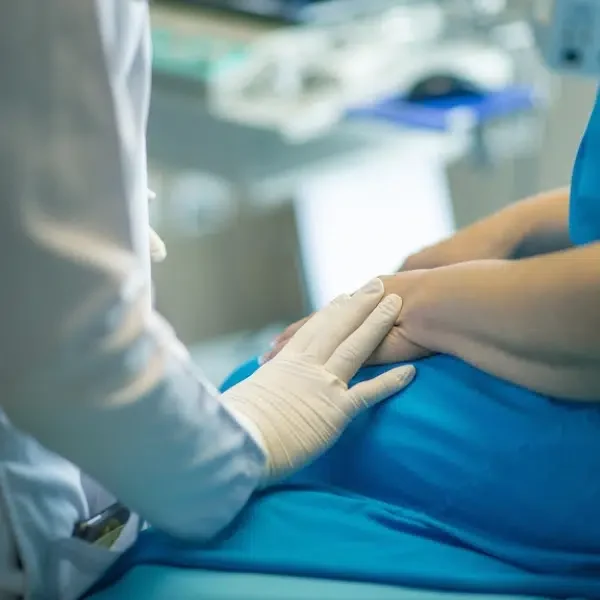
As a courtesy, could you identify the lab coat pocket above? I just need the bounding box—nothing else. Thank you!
[48,516,139,600]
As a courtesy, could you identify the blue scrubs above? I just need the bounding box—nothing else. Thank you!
[571,94,600,244]
[88,94,600,598]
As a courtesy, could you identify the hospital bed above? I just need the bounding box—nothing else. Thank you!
[89,566,550,600]
[86,359,581,600]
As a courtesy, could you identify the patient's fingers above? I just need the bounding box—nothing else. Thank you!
[366,328,431,366]
[326,295,403,382]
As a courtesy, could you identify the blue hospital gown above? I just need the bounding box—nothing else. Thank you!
[88,94,600,598]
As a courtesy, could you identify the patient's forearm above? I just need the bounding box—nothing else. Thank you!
[397,188,571,273]
[405,244,600,401]
[510,187,572,258]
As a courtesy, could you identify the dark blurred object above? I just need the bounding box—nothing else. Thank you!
[162,0,323,22]
[163,0,399,23]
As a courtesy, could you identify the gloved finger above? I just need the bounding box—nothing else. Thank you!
[326,294,403,382]
[348,365,416,413]
[266,278,384,362]
[260,339,286,364]
[262,316,313,363]
[276,282,379,354]
[288,279,385,361]
[274,315,313,347]
[283,294,351,354]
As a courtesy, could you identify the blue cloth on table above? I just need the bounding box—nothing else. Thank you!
[88,355,600,598]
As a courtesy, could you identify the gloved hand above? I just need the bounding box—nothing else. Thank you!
[367,273,432,365]
[263,272,431,366]
[222,279,416,484]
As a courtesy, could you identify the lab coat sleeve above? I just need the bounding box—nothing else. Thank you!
[0,1,264,540]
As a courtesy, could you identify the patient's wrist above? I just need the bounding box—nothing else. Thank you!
[399,260,508,355]
[398,267,441,352]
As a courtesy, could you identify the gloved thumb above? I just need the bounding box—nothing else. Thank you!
[348,365,415,411]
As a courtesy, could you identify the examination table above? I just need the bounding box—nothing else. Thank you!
[87,357,600,600]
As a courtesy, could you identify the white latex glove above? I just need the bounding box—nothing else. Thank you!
[223,278,416,484]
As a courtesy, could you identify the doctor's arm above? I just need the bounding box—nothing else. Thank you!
[394,243,600,401]
[0,1,412,542]
[0,1,265,540]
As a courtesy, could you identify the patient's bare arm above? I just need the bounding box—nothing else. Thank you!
[400,187,571,271]
[398,243,600,402]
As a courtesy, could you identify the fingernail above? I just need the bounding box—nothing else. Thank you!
[359,278,383,295]
[259,350,275,365]
[397,365,416,384]
[383,294,403,310]
[383,294,404,325]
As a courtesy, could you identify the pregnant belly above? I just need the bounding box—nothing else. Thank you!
[85,358,600,598]
[295,355,600,566]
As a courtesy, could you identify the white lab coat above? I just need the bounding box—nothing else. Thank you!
[0,1,264,598]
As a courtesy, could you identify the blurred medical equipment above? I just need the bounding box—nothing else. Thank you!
[173,0,423,22]
[208,2,526,140]
[295,138,456,307]
[148,0,550,342]
[530,0,600,77]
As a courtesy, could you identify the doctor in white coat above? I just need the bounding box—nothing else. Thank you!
[0,2,415,598]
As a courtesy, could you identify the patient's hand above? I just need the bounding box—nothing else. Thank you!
[264,273,432,365]
[363,273,431,365]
